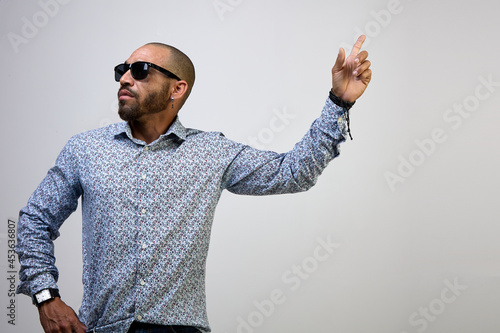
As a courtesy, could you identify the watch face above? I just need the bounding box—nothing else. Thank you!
[36,289,51,303]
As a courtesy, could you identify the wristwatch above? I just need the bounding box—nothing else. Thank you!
[32,288,60,307]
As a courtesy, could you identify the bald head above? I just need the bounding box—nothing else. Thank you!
[145,43,195,105]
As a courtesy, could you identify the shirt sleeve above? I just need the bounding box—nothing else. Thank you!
[15,138,83,297]
[222,97,349,195]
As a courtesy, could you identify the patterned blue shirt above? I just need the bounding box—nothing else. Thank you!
[16,97,347,332]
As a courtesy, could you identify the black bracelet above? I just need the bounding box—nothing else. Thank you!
[329,90,355,110]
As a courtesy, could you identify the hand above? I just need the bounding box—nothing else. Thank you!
[38,297,87,333]
[331,35,372,103]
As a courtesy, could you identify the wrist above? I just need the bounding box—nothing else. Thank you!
[32,288,60,307]
[329,90,356,110]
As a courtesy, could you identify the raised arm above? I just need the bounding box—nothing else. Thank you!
[223,36,373,195]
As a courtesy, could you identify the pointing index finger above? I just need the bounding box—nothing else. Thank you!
[350,35,366,57]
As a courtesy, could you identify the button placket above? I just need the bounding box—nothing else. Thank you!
[135,144,151,318]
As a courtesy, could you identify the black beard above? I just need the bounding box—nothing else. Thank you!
[118,83,170,122]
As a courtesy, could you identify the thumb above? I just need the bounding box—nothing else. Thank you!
[332,48,345,73]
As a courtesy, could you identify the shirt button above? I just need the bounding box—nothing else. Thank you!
[142,244,147,249]
[144,147,149,151]
[140,280,146,286]
[137,315,143,321]
[141,209,146,214]
[142,175,146,180]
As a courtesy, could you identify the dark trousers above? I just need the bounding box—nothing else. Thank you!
[127,321,202,333]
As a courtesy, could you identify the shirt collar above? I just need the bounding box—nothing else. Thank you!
[112,116,187,144]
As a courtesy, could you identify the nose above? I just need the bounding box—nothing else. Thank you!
[119,68,134,86]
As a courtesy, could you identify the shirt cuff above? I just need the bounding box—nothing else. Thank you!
[328,91,354,140]
[17,272,59,297]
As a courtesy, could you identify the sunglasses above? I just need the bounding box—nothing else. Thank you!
[114,61,181,82]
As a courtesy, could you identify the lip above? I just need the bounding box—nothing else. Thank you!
[118,89,135,100]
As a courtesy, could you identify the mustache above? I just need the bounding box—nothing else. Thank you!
[118,86,137,98]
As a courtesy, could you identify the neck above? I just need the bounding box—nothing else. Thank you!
[129,111,177,144]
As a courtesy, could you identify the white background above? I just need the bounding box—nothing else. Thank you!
[1,0,499,332]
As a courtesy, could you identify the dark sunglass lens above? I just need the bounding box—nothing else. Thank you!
[114,64,127,82]
[131,62,149,80]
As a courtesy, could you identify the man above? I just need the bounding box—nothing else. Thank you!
[16,36,372,333]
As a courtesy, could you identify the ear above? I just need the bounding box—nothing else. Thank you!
[170,80,189,100]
